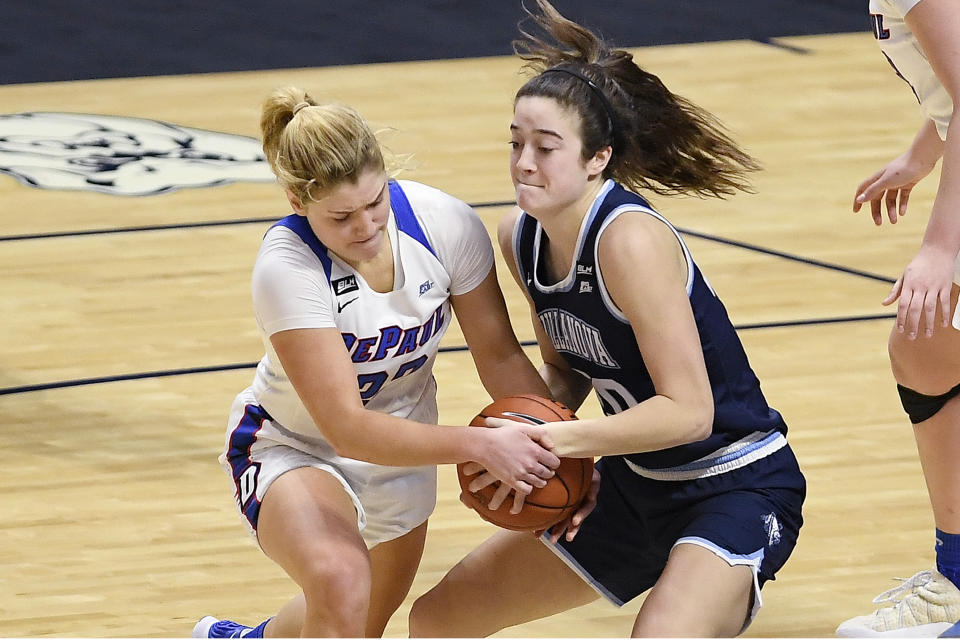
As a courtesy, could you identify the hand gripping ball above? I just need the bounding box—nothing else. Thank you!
[457,394,593,532]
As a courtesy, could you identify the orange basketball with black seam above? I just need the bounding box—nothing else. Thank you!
[457,394,594,532]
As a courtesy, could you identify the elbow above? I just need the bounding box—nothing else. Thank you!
[687,402,714,443]
[328,432,377,462]
[323,430,353,458]
[326,424,369,460]
[314,407,365,460]
[328,437,358,460]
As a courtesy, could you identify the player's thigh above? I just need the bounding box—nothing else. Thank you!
[366,520,429,637]
[411,529,598,635]
[889,285,960,393]
[257,466,370,589]
[635,542,754,638]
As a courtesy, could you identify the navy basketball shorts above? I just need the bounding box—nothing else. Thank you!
[542,445,805,617]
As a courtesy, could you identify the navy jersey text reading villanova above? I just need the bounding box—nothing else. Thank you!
[513,180,787,478]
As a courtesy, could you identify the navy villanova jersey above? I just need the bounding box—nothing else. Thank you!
[512,180,787,478]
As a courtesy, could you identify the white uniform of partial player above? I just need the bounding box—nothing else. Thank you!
[870,0,960,324]
[220,179,494,547]
[870,0,951,138]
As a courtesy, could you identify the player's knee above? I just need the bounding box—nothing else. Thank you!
[298,547,371,631]
[409,585,482,637]
[634,607,688,637]
[896,382,960,424]
[886,329,958,390]
[887,335,960,422]
[634,604,746,638]
[408,590,445,638]
[887,333,918,386]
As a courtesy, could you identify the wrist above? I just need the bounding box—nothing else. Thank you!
[919,237,960,257]
[547,420,580,458]
[461,426,492,466]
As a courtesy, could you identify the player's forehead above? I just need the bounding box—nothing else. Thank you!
[316,169,387,213]
[511,96,580,138]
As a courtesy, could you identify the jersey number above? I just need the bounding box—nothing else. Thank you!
[593,378,640,415]
[356,354,429,402]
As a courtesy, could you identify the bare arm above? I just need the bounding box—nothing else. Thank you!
[900,0,960,333]
[540,214,715,459]
[860,0,960,336]
[533,313,593,411]
[452,256,560,512]
[908,0,960,252]
[451,264,551,400]
[270,325,558,493]
[496,208,593,410]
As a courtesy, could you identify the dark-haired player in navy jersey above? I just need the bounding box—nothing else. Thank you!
[408,1,805,637]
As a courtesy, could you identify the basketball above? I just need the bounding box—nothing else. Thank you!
[457,394,594,532]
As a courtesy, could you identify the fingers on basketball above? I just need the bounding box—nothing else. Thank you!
[457,394,594,532]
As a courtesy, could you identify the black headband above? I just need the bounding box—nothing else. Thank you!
[541,66,620,149]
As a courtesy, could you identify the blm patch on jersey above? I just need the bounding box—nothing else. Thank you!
[332,275,359,296]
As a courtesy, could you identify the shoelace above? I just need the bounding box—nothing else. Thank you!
[873,571,934,606]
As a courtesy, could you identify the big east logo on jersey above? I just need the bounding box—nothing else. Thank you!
[0,111,274,196]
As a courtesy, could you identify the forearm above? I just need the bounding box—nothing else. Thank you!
[474,344,551,400]
[453,267,551,401]
[545,394,713,458]
[319,405,479,467]
[909,118,945,169]
[923,113,960,255]
[540,361,591,411]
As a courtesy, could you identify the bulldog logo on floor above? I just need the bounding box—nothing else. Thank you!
[0,111,274,196]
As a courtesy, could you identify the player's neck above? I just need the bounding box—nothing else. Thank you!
[347,232,395,293]
[538,180,605,277]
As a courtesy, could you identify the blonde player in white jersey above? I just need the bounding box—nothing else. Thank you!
[837,0,960,636]
[192,86,562,639]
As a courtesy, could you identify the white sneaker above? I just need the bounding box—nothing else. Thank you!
[192,616,220,638]
[836,569,960,637]
[192,615,266,638]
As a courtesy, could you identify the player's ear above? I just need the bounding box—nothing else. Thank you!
[285,189,306,216]
[586,145,612,177]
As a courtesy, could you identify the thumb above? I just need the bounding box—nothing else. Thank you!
[523,425,554,449]
[856,179,888,207]
[853,168,886,211]
[882,276,903,306]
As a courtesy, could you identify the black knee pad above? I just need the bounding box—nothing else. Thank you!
[897,382,960,424]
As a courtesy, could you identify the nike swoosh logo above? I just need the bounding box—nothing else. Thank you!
[337,297,358,313]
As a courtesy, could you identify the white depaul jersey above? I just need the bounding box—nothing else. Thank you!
[870,0,953,140]
[247,179,494,440]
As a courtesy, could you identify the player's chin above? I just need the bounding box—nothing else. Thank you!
[514,184,545,211]
[351,232,384,259]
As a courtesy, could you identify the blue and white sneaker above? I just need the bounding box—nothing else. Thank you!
[192,616,268,638]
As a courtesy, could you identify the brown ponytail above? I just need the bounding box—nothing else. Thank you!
[513,0,759,199]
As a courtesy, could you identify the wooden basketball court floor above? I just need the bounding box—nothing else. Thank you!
[0,31,942,637]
